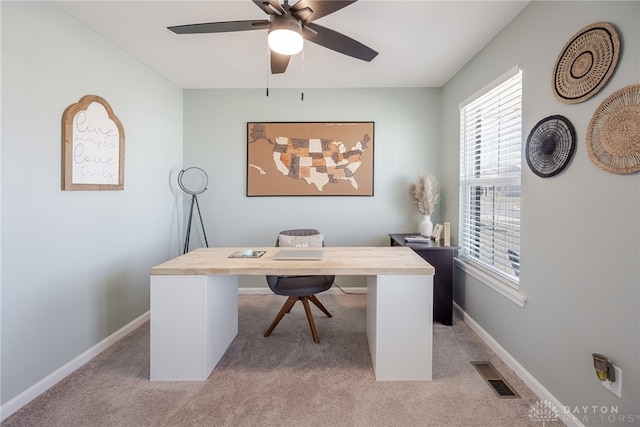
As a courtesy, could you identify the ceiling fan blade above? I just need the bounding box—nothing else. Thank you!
[252,0,286,16]
[290,0,357,23]
[168,20,269,34]
[303,23,378,62]
[271,51,291,74]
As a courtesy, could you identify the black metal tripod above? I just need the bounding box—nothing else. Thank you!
[183,193,209,254]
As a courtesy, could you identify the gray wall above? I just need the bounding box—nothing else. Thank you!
[440,1,640,420]
[1,2,184,404]
[182,88,442,288]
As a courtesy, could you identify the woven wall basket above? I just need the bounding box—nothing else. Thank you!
[586,84,640,174]
[552,22,620,104]
[526,115,576,178]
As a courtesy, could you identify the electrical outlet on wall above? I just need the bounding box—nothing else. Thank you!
[603,364,622,398]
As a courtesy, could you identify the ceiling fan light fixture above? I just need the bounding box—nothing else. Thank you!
[169,0,377,75]
[268,16,303,55]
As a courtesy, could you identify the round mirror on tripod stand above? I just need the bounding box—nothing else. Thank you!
[178,167,209,253]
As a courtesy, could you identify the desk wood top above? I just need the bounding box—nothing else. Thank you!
[150,246,435,276]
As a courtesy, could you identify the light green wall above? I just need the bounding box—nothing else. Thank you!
[1,2,184,404]
[182,87,441,288]
[3,0,639,422]
[441,1,640,421]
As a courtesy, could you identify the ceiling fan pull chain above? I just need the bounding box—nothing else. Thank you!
[300,48,304,101]
[266,44,270,97]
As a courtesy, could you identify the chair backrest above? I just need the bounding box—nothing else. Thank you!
[275,229,325,247]
[267,229,330,291]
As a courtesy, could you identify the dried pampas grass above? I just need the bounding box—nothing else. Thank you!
[411,175,439,215]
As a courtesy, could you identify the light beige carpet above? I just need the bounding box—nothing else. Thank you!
[2,294,565,426]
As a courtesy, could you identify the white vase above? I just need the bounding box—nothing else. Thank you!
[419,214,433,236]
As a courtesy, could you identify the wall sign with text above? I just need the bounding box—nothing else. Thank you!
[61,95,125,190]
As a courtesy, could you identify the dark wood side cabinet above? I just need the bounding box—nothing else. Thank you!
[389,234,457,326]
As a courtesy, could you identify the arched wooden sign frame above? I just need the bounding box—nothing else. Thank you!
[62,95,125,190]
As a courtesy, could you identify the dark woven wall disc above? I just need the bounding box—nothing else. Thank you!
[526,115,576,178]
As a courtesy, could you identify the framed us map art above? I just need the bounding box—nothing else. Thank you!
[247,122,374,196]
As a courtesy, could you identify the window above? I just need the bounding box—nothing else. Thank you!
[459,66,522,289]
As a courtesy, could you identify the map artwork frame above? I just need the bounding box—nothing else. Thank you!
[247,122,374,197]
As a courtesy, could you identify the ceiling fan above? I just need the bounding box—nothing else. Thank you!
[168,0,378,74]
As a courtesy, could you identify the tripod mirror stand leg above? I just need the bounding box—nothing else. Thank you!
[183,194,209,254]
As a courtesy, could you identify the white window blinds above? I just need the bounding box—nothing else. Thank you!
[459,67,522,286]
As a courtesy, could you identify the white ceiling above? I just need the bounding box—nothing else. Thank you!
[56,0,530,89]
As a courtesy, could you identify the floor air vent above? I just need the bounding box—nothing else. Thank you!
[471,361,520,398]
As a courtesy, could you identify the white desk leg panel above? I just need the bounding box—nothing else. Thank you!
[366,274,433,381]
[150,275,238,381]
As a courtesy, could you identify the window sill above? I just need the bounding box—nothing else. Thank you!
[454,258,528,308]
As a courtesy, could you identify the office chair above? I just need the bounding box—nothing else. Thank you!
[264,229,335,344]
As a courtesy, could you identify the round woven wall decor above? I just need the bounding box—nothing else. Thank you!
[586,84,640,174]
[552,22,620,104]
[526,115,576,178]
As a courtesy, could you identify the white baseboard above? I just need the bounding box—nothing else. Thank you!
[0,311,150,422]
[1,288,363,420]
[453,302,582,427]
[3,294,574,426]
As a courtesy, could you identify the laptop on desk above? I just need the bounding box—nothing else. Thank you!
[273,249,325,261]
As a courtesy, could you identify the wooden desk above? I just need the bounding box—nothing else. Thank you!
[389,234,457,326]
[150,247,434,382]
